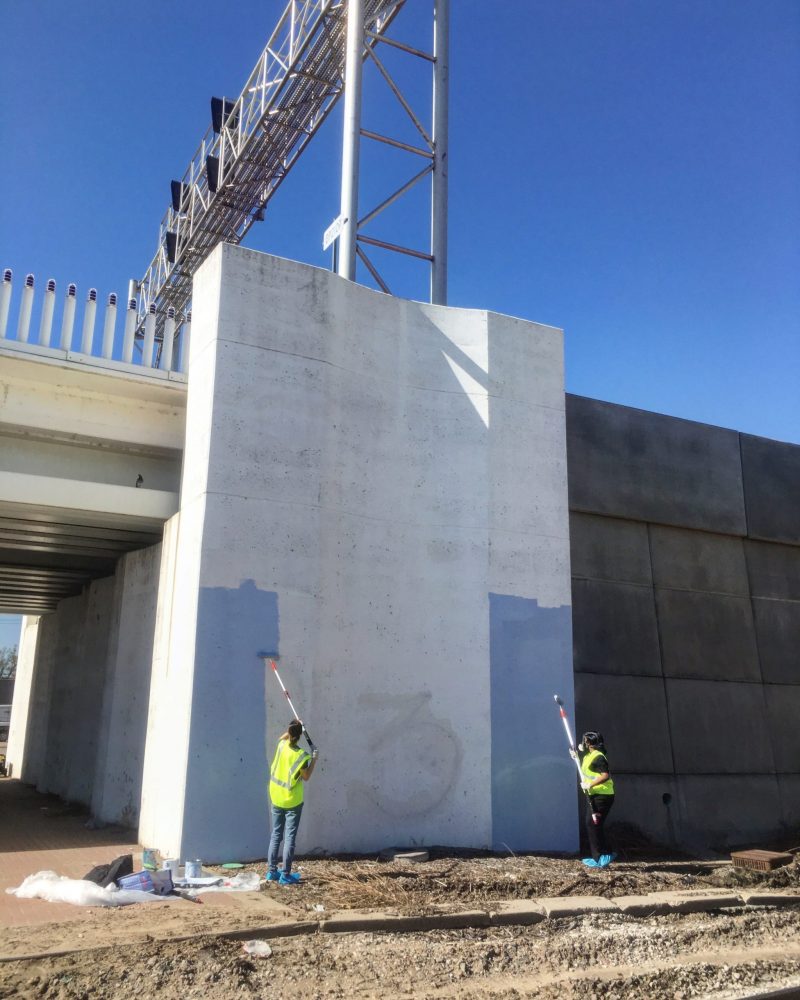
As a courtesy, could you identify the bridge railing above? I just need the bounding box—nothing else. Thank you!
[0,269,190,376]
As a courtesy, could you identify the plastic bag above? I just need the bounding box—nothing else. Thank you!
[242,940,272,958]
[189,871,262,893]
[6,870,166,907]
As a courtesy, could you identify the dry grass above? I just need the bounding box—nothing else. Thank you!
[310,861,461,912]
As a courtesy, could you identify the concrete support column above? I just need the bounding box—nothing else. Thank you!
[5,616,40,780]
[138,243,575,861]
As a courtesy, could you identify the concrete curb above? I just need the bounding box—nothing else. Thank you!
[539,895,618,918]
[1,890,798,963]
[320,909,491,933]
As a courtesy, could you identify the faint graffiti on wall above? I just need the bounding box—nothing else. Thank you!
[349,691,462,819]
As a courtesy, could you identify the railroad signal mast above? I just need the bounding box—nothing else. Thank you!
[134,0,449,350]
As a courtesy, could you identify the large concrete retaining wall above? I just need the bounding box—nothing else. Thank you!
[139,244,576,861]
[567,395,800,851]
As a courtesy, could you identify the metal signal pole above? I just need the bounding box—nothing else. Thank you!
[338,0,365,282]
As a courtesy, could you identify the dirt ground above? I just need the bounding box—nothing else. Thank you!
[2,849,799,999]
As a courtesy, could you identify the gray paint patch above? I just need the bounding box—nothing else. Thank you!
[489,593,575,851]
[181,581,278,859]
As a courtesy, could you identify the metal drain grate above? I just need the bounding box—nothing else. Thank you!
[731,849,793,872]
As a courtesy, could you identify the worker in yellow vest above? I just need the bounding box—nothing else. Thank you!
[570,731,616,869]
[267,719,318,885]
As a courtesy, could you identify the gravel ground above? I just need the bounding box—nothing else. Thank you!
[2,850,799,998]
[1,908,799,999]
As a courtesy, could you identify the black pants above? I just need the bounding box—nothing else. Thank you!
[585,794,614,860]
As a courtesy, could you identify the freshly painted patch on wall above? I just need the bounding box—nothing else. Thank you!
[490,593,576,852]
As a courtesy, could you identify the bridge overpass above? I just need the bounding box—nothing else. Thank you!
[0,337,186,615]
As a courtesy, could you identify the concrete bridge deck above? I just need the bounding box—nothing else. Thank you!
[0,343,186,613]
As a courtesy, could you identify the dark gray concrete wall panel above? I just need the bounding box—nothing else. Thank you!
[666,680,775,774]
[649,526,749,595]
[572,578,662,677]
[763,684,800,773]
[607,775,680,849]
[655,590,761,682]
[752,598,800,684]
[565,395,746,534]
[574,673,674,773]
[741,434,800,545]
[746,540,800,600]
[778,775,800,832]
[569,513,652,585]
[677,775,782,850]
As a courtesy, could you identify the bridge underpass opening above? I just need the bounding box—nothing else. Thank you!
[0,345,187,615]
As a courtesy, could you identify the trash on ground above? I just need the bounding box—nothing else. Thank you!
[313,903,325,911]
[172,876,224,888]
[6,871,168,907]
[117,870,155,892]
[222,862,244,869]
[177,871,262,893]
[242,940,272,958]
[83,853,133,888]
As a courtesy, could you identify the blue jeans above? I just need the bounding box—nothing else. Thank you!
[268,803,303,875]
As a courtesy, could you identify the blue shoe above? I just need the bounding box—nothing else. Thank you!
[266,870,280,882]
[597,853,617,868]
[582,857,599,868]
[279,871,301,885]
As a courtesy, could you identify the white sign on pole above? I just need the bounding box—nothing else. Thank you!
[323,214,347,251]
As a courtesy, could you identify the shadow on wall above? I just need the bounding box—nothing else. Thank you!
[180,580,277,856]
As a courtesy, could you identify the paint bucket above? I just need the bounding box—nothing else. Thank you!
[142,848,157,870]
[161,858,179,878]
[185,859,203,879]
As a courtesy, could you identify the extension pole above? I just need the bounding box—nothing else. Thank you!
[259,654,316,752]
[554,694,584,784]
[555,694,600,824]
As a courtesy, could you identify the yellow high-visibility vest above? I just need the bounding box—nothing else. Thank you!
[581,748,615,796]
[269,739,311,808]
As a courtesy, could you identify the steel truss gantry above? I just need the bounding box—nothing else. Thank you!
[337,0,448,303]
[134,0,448,342]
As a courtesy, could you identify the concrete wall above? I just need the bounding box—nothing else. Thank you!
[5,615,39,776]
[90,546,161,826]
[7,545,160,828]
[567,395,800,851]
[139,244,575,861]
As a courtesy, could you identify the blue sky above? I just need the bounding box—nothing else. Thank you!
[1,0,798,443]
[0,616,20,651]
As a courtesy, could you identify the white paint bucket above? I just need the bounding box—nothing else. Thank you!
[161,859,179,878]
[185,859,202,879]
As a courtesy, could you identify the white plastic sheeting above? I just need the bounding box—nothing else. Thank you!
[6,870,168,907]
